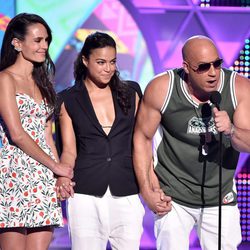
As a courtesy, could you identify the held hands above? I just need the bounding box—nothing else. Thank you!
[56,177,75,201]
[51,162,74,179]
[141,187,172,216]
[213,107,232,136]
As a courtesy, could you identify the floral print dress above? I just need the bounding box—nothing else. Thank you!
[0,93,63,228]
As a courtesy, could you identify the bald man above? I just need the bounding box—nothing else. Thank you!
[133,35,250,249]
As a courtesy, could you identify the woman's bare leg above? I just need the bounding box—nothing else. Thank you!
[26,226,54,250]
[0,228,26,250]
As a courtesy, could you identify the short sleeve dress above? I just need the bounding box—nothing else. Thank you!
[0,93,63,228]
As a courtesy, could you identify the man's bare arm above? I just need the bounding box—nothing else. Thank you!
[133,73,172,214]
[214,74,250,152]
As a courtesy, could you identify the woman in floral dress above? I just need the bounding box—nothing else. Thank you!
[0,13,73,250]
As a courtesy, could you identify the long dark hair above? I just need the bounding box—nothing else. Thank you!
[74,31,131,115]
[0,13,56,109]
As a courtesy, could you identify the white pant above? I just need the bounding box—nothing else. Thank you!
[67,188,145,250]
[154,201,241,250]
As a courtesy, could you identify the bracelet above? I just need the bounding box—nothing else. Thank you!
[225,124,235,139]
[230,124,235,138]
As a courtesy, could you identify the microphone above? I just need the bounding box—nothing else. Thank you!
[210,91,221,110]
[209,90,223,250]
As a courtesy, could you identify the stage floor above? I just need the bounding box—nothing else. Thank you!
[49,226,250,250]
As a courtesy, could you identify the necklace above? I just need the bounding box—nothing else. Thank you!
[5,69,32,79]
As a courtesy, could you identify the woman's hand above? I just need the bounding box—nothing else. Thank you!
[56,177,75,200]
[52,162,74,179]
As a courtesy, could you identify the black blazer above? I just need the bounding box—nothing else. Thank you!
[55,81,142,196]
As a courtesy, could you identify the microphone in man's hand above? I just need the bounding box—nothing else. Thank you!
[210,91,221,110]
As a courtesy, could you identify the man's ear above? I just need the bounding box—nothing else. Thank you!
[183,61,189,74]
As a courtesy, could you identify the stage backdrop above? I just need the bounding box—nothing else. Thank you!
[0,0,250,247]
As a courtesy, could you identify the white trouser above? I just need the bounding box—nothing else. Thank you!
[67,188,145,250]
[154,201,241,250]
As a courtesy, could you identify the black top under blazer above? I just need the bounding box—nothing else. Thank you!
[56,81,142,196]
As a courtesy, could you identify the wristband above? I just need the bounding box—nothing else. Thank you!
[225,124,235,139]
[230,124,235,138]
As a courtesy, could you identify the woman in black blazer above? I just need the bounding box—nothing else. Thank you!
[56,32,145,250]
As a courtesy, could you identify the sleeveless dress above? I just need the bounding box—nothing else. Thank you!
[0,93,63,228]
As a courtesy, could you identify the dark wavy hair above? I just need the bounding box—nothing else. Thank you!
[0,13,56,109]
[74,31,131,115]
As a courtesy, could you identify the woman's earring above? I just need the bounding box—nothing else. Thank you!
[14,47,22,52]
[11,40,21,52]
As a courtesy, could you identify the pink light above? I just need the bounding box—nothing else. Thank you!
[191,0,200,5]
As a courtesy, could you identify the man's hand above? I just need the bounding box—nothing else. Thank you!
[213,107,232,136]
[141,187,172,216]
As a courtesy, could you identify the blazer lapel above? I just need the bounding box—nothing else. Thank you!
[74,83,105,135]
[107,89,120,136]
